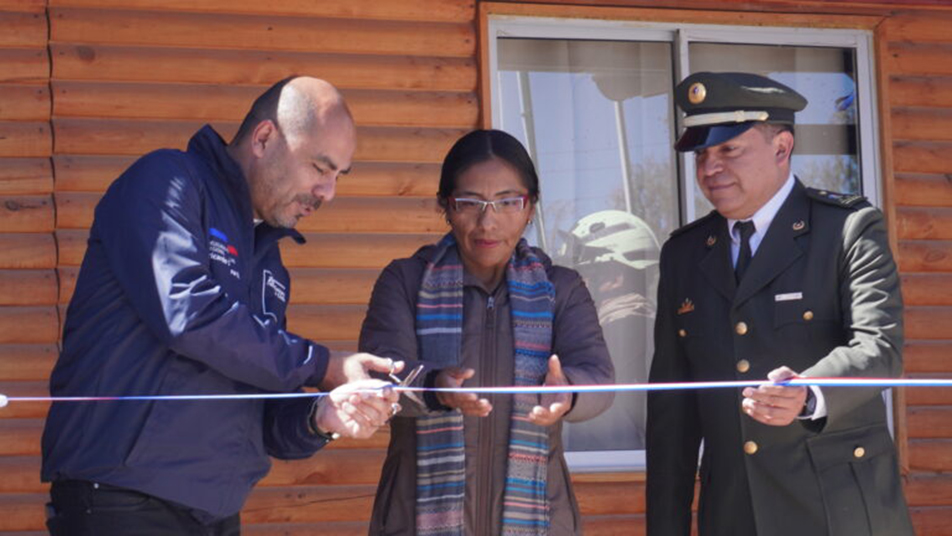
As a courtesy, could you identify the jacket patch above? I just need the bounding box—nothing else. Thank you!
[209,227,239,278]
[775,292,803,302]
[677,299,695,315]
[262,269,287,322]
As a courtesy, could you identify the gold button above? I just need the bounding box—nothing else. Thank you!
[803,310,814,321]
[735,322,748,335]
[736,359,750,373]
[744,441,758,455]
[854,447,866,459]
[678,329,687,338]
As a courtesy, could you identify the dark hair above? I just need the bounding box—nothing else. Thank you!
[437,129,540,209]
[231,76,298,144]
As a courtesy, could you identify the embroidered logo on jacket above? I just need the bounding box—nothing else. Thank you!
[677,299,695,315]
[209,227,240,279]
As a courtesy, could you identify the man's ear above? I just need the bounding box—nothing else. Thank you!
[250,120,278,158]
[774,130,795,164]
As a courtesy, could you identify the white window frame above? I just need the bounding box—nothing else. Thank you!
[487,14,883,472]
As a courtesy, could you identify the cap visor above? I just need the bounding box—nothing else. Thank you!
[675,122,758,152]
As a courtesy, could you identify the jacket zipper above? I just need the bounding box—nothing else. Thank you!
[475,291,496,535]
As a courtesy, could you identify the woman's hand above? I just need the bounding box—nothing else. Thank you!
[435,367,493,417]
[528,355,572,426]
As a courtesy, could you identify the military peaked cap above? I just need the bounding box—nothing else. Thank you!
[674,71,808,152]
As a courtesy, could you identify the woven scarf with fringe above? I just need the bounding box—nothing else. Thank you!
[414,233,554,535]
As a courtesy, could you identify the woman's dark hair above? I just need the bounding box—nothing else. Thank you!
[437,129,540,210]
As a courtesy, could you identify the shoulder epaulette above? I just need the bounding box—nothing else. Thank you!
[805,187,870,210]
[670,209,719,238]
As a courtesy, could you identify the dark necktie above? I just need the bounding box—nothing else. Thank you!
[734,220,756,283]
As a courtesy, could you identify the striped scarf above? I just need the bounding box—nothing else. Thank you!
[414,233,554,535]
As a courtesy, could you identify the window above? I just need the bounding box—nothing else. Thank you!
[488,14,880,471]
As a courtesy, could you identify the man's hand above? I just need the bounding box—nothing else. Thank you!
[528,355,572,426]
[435,367,492,417]
[741,366,808,426]
[319,351,403,391]
[313,379,400,439]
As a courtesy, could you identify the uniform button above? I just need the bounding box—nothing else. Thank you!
[735,321,748,335]
[803,310,814,321]
[744,441,758,455]
[854,447,866,459]
[678,329,687,338]
[736,359,751,373]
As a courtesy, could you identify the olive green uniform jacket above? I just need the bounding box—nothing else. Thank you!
[646,180,913,536]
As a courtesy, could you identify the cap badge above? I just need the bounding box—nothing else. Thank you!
[706,235,717,247]
[792,220,805,231]
[688,82,707,104]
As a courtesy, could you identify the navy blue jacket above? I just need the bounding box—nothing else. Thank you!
[42,126,332,522]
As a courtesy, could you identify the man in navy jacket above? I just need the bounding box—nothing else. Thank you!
[42,76,401,534]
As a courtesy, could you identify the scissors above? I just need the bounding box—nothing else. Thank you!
[389,362,425,406]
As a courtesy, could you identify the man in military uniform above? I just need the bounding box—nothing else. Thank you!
[646,72,913,536]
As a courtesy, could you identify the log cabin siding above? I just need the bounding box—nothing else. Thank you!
[0,0,951,534]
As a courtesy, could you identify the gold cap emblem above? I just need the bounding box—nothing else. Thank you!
[688,82,707,104]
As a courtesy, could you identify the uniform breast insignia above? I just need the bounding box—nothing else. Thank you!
[792,220,805,231]
[806,187,869,209]
[677,299,695,315]
[706,235,717,247]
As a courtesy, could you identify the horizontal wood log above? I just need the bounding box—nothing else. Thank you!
[0,121,51,157]
[901,274,952,306]
[0,158,52,195]
[0,419,42,455]
[892,107,952,143]
[895,173,952,207]
[908,406,952,439]
[0,382,50,419]
[574,481,643,515]
[898,240,952,272]
[54,154,440,197]
[905,473,952,507]
[55,229,87,266]
[259,449,385,487]
[285,304,364,342]
[0,195,53,232]
[905,340,952,374]
[905,373,952,406]
[51,44,476,91]
[50,8,475,58]
[0,233,56,269]
[580,514,643,535]
[0,344,57,381]
[909,438,952,471]
[48,0,474,22]
[287,268,379,305]
[0,456,43,493]
[0,0,44,12]
[0,85,49,121]
[282,233,441,269]
[910,506,952,536]
[905,306,952,340]
[0,492,46,531]
[244,522,367,535]
[890,76,952,108]
[897,206,952,240]
[0,11,46,47]
[895,141,952,174]
[0,47,48,83]
[0,306,58,344]
[52,81,479,128]
[242,484,376,524]
[58,266,76,304]
[883,10,952,43]
[0,270,57,306]
[885,43,952,77]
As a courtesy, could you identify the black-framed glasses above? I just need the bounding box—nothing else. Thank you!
[451,195,529,215]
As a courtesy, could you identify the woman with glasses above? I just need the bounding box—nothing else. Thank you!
[359,129,614,535]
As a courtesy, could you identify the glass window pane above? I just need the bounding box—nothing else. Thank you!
[689,43,862,218]
[497,38,679,451]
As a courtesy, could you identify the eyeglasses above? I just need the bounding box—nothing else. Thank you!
[451,195,529,215]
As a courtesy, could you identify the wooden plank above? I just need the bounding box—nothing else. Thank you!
[908,406,952,439]
[0,85,49,121]
[52,191,98,229]
[48,0,474,22]
[51,44,477,92]
[0,11,47,47]
[280,233,440,269]
[0,456,44,493]
[0,344,57,381]
[288,268,379,305]
[0,47,48,83]
[50,8,475,58]
[898,240,952,272]
[905,341,952,374]
[54,155,440,197]
[906,373,952,406]
[905,306,952,340]
[285,304,364,342]
[911,506,952,536]
[905,473,952,506]
[242,484,376,524]
[580,514,643,535]
[892,107,952,142]
[0,306,58,344]
[53,81,478,128]
[55,229,89,266]
[259,449,385,487]
[0,0,45,12]
[58,266,76,304]
[574,481,643,515]
[0,121,51,158]
[891,76,952,108]
[0,195,54,233]
[0,233,56,269]
[895,173,952,207]
[244,522,368,535]
[901,274,952,306]
[909,438,952,471]
[0,270,57,306]
[0,158,53,195]
[0,382,49,418]
[0,419,43,455]
[884,11,952,44]
[0,493,46,532]
[885,43,952,77]
[897,206,952,240]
